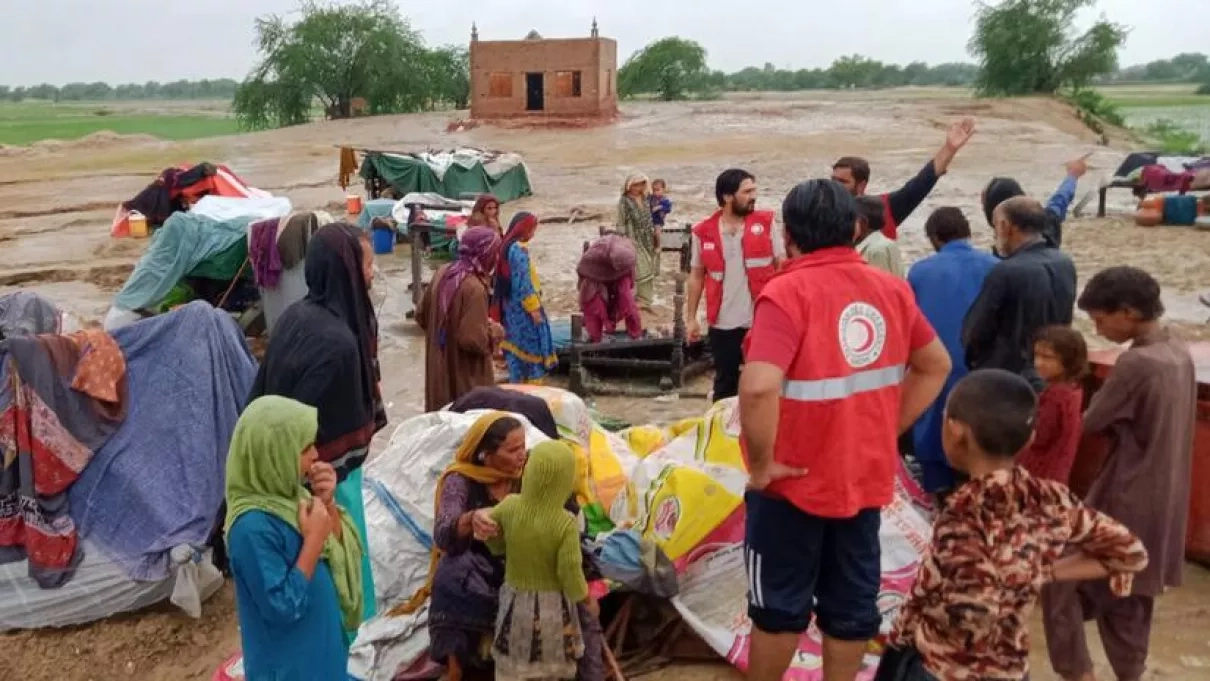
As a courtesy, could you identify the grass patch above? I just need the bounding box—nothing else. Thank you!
[0,101,240,146]
[1094,82,1210,109]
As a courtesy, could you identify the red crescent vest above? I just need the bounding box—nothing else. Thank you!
[743,247,919,518]
[691,210,777,326]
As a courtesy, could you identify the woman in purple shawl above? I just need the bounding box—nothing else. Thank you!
[578,233,643,342]
[417,227,505,411]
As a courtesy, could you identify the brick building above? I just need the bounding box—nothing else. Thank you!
[469,21,618,119]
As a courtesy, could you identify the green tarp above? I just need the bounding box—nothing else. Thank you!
[359,151,533,203]
[114,213,252,312]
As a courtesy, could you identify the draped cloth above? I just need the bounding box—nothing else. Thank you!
[0,328,128,587]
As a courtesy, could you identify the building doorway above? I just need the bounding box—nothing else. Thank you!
[525,73,544,112]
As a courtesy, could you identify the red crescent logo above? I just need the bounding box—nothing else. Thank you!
[852,318,876,353]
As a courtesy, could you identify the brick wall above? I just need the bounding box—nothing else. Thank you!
[470,38,618,118]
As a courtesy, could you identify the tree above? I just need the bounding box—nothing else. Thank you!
[233,0,432,129]
[969,0,1127,96]
[618,38,711,101]
[422,46,470,111]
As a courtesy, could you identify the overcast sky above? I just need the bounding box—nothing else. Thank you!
[1,0,1207,86]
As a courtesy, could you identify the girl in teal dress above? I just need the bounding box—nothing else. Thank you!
[495,212,557,383]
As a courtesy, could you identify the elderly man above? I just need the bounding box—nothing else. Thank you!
[962,196,1077,390]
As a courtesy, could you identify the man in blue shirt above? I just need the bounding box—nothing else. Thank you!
[981,154,1089,251]
[906,207,998,496]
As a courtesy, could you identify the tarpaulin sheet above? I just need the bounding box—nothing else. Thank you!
[359,149,533,204]
[110,213,253,317]
[348,386,933,681]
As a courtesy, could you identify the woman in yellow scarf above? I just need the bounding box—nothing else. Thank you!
[394,411,605,681]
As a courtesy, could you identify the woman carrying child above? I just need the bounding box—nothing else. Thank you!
[225,396,364,680]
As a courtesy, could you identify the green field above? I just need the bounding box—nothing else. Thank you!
[1095,83,1210,146]
[0,101,240,146]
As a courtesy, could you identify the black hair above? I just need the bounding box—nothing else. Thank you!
[924,206,972,245]
[946,369,1038,458]
[715,168,755,207]
[982,177,1024,226]
[997,197,1048,234]
[833,156,871,184]
[1034,325,1089,381]
[855,196,885,232]
[781,179,858,254]
[652,178,667,190]
[475,416,524,462]
[1077,266,1165,320]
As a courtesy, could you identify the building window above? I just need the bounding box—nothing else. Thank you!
[555,71,582,98]
[488,73,513,98]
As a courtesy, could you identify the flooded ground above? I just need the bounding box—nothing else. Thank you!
[2,90,1209,680]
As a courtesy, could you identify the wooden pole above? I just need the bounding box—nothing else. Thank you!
[569,313,586,396]
[409,227,424,312]
[670,275,686,389]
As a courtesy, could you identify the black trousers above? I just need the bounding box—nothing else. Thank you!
[709,326,748,401]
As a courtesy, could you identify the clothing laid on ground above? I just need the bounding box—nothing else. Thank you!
[617,195,659,305]
[1043,326,1196,681]
[875,160,942,240]
[487,442,588,679]
[1016,382,1084,484]
[498,241,557,382]
[906,239,998,493]
[983,175,1077,249]
[890,467,1148,681]
[578,234,642,343]
[962,240,1076,390]
[856,230,904,277]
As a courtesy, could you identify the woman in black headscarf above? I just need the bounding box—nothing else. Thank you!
[248,221,388,629]
[982,156,1089,252]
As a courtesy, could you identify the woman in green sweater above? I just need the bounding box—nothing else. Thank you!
[484,440,598,680]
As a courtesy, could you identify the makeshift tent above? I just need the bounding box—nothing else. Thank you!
[0,302,255,629]
[359,148,533,204]
[104,197,292,330]
[111,163,271,238]
[335,386,932,681]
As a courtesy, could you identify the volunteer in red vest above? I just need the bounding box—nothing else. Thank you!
[830,118,976,240]
[686,168,786,401]
[738,179,951,681]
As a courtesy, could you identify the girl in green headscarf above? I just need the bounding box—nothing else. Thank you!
[225,396,364,680]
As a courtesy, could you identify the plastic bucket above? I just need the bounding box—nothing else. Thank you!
[347,195,364,215]
[371,224,395,254]
[129,212,149,239]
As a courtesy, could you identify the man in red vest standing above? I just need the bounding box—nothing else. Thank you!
[686,168,785,401]
[831,118,976,240]
[739,179,952,681]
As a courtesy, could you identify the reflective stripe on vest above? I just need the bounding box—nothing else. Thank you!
[744,256,774,268]
[782,365,905,402]
[708,271,724,281]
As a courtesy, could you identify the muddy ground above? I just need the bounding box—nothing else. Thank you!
[2,90,1209,680]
